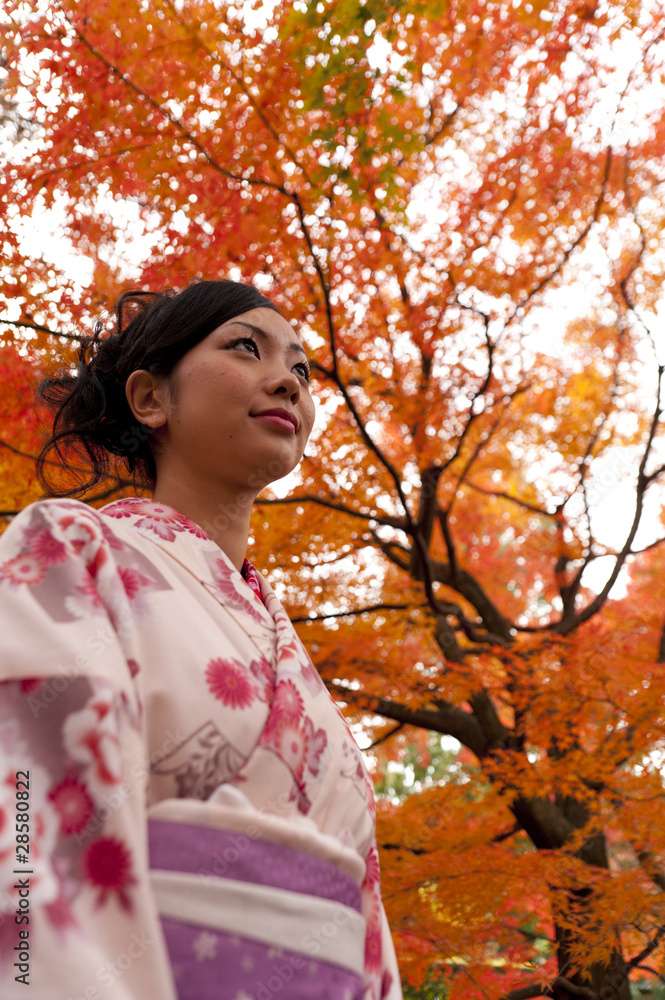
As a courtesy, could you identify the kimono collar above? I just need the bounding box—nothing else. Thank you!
[97,497,323,690]
[98,497,271,628]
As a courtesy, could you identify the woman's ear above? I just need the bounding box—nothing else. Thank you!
[125,370,169,429]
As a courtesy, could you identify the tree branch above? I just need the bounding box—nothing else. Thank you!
[63,11,289,195]
[0,317,77,340]
[291,602,419,624]
[553,364,664,633]
[327,682,490,760]
[502,978,600,1000]
[255,493,407,531]
[466,481,559,518]
[367,723,404,750]
[430,558,512,642]
[160,0,314,187]
[507,143,613,323]
[626,923,665,972]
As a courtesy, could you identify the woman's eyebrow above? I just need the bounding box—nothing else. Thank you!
[225,320,308,358]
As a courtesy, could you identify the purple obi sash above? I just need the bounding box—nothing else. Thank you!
[148,818,366,1000]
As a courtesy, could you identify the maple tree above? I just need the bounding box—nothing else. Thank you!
[3,0,665,996]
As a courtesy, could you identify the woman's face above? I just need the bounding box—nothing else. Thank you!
[156,306,316,493]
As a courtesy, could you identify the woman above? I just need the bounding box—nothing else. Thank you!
[0,280,402,999]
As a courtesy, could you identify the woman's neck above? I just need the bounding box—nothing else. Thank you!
[152,474,255,571]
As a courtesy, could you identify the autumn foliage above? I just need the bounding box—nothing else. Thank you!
[3,0,665,997]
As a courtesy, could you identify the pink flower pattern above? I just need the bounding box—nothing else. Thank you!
[0,498,397,999]
[82,836,135,912]
[52,508,102,563]
[0,676,136,938]
[0,553,46,587]
[23,526,68,566]
[103,498,211,542]
[259,677,329,802]
[304,715,328,776]
[242,560,263,602]
[248,657,274,703]
[271,678,304,722]
[63,690,123,798]
[48,775,94,835]
[204,554,266,624]
[205,657,255,710]
[271,717,309,780]
[65,572,106,618]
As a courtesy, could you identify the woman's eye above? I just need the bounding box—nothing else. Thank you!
[231,337,260,356]
[295,362,311,382]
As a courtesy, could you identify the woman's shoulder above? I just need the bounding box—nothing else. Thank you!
[0,496,170,601]
[0,497,124,561]
[2,497,104,533]
[2,496,163,535]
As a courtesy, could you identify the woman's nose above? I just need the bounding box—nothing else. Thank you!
[269,369,300,400]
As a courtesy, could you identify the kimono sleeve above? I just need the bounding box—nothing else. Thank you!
[0,500,177,1000]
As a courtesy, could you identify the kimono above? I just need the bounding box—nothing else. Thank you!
[0,496,402,1000]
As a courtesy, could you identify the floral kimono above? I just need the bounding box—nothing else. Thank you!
[0,497,402,1000]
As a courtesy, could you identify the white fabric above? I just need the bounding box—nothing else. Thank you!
[150,869,366,974]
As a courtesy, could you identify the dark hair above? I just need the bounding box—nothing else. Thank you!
[37,279,280,497]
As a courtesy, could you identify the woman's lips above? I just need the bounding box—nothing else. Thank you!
[252,413,297,433]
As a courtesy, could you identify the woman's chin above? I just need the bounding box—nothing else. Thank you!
[245,448,300,488]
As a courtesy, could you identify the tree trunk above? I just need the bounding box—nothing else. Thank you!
[552,927,631,1000]
[553,808,631,1000]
